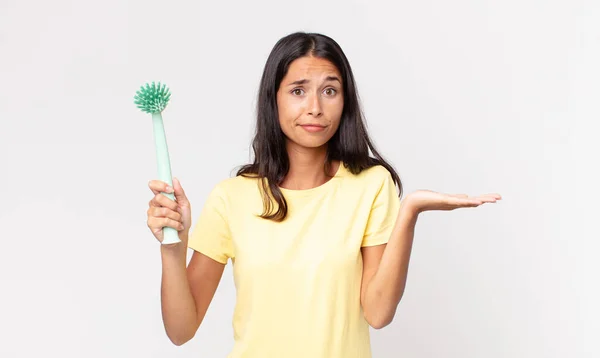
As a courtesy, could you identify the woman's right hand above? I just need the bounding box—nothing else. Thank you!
[147,177,192,245]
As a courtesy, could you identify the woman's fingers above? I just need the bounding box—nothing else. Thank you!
[151,206,182,221]
[148,179,174,196]
[148,216,185,232]
[149,192,178,211]
[146,178,189,243]
[448,194,501,208]
[449,193,502,203]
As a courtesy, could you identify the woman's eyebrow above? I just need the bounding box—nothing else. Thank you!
[287,76,341,86]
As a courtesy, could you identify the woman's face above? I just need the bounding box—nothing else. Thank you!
[276,56,344,150]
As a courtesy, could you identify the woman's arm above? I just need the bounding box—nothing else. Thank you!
[360,201,417,329]
[161,242,225,345]
[360,191,500,329]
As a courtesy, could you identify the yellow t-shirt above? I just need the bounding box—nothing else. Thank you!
[188,162,401,358]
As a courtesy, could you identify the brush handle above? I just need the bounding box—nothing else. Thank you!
[152,112,181,245]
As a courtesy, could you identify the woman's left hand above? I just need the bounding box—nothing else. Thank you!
[403,190,502,215]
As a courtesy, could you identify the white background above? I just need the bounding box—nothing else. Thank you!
[1,0,597,357]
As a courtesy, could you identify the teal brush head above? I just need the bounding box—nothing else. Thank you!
[134,82,171,114]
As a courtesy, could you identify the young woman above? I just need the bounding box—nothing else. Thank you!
[146,32,501,357]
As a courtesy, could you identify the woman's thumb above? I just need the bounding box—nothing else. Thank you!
[172,177,188,203]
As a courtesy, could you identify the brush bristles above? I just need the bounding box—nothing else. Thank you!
[134,82,171,114]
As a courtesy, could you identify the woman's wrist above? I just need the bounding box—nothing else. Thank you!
[160,238,188,262]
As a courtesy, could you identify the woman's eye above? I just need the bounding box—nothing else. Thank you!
[324,88,337,96]
[291,88,337,96]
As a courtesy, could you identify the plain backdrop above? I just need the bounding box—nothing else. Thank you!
[1,0,597,357]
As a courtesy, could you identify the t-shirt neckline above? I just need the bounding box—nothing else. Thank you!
[278,161,345,197]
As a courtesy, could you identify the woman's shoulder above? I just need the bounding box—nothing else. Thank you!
[345,162,394,182]
[210,172,261,199]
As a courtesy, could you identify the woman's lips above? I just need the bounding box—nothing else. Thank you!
[300,124,326,132]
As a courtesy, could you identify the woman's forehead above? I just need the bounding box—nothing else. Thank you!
[285,56,341,80]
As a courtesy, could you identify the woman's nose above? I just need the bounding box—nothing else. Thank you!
[307,92,323,117]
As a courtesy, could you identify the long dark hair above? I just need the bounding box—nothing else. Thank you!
[236,32,402,221]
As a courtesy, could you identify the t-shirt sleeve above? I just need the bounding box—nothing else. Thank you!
[187,184,234,264]
[361,168,401,247]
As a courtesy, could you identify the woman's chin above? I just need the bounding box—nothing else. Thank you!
[287,137,330,151]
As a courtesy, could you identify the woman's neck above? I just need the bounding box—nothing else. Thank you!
[280,143,338,190]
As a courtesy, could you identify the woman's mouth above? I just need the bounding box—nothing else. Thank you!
[300,124,326,133]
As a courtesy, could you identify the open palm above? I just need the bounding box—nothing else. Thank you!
[405,190,502,214]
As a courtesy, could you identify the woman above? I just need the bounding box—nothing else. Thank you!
[146,32,501,357]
